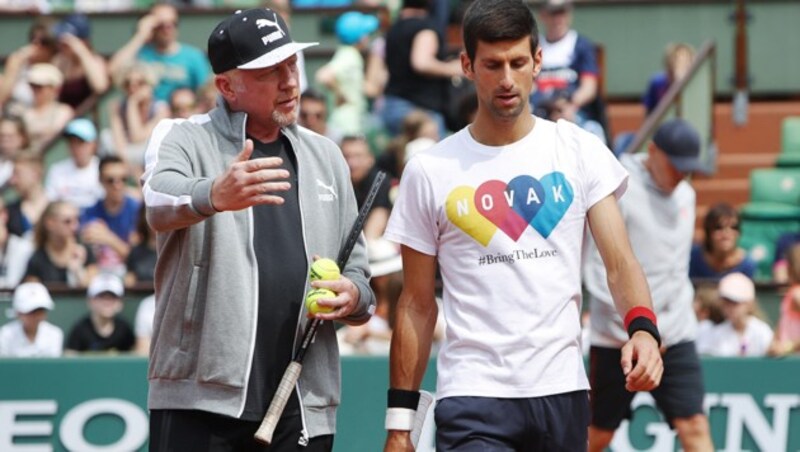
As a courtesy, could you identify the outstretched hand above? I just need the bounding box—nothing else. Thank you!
[210,139,291,212]
[620,331,663,392]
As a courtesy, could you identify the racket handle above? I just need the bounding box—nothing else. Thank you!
[254,362,302,445]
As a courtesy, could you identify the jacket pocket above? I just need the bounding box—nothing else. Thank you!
[179,264,202,351]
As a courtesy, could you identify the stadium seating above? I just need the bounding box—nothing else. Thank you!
[776,116,800,167]
[739,168,800,280]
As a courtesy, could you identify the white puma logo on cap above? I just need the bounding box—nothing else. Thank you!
[257,13,286,45]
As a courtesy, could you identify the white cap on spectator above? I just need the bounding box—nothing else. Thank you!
[13,282,55,314]
[27,63,64,87]
[88,273,125,298]
[718,272,755,303]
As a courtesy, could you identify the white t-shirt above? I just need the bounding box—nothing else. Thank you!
[135,295,156,340]
[0,320,63,357]
[45,156,104,209]
[385,117,627,399]
[694,319,717,353]
[584,153,698,348]
[697,317,774,357]
[0,234,34,289]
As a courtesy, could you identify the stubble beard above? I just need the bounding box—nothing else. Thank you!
[488,99,524,121]
[272,108,296,128]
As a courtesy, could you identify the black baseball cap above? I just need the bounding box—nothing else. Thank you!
[207,8,317,75]
[652,118,704,173]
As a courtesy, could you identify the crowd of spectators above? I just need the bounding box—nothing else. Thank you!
[0,0,798,361]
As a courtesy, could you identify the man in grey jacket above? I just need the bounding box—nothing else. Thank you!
[142,8,375,451]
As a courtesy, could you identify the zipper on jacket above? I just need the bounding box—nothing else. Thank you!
[288,129,312,444]
[236,206,260,418]
[297,425,309,447]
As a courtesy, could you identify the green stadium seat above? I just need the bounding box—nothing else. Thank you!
[775,153,800,168]
[738,168,800,280]
[781,116,800,154]
[748,168,800,205]
[739,216,800,281]
[777,117,800,166]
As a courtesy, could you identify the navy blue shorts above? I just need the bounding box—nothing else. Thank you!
[434,391,590,451]
[589,341,706,430]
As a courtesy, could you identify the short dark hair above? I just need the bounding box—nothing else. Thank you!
[300,88,326,105]
[340,134,369,148]
[462,0,538,63]
[98,155,126,178]
[402,0,429,9]
[702,202,740,252]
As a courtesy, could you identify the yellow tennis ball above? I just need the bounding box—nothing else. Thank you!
[309,258,340,281]
[305,288,336,315]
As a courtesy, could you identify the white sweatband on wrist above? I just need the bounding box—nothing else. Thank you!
[385,407,416,431]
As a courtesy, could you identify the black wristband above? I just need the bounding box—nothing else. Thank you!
[627,316,662,347]
[388,388,420,409]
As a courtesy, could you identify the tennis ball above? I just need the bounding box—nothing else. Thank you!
[305,288,336,315]
[309,258,340,281]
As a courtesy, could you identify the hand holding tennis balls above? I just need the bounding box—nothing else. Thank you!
[309,258,341,282]
[306,258,341,315]
[305,288,337,315]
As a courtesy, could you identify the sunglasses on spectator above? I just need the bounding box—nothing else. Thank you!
[156,21,179,29]
[102,176,127,185]
[300,111,324,120]
[713,223,740,232]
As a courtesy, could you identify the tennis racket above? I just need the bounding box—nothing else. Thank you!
[255,171,387,444]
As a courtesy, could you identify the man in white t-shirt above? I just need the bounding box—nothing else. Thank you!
[583,118,714,451]
[0,281,63,357]
[382,1,662,450]
[44,118,104,210]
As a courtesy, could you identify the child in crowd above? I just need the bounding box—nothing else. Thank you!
[64,273,135,354]
[697,272,773,357]
[693,283,724,352]
[769,243,800,356]
[0,282,63,357]
[315,11,378,136]
[44,118,104,210]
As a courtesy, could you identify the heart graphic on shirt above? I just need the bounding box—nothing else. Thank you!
[508,175,546,224]
[530,172,574,238]
[445,172,573,245]
[446,185,497,246]
[474,180,530,241]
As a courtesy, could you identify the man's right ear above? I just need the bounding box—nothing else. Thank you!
[214,74,235,102]
[461,52,474,81]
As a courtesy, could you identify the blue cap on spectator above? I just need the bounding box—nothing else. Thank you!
[54,14,91,40]
[652,118,703,173]
[64,118,97,142]
[335,12,378,45]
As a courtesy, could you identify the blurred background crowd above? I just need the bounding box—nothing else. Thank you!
[0,0,798,361]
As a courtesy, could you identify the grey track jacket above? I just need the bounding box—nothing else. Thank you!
[141,98,375,440]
